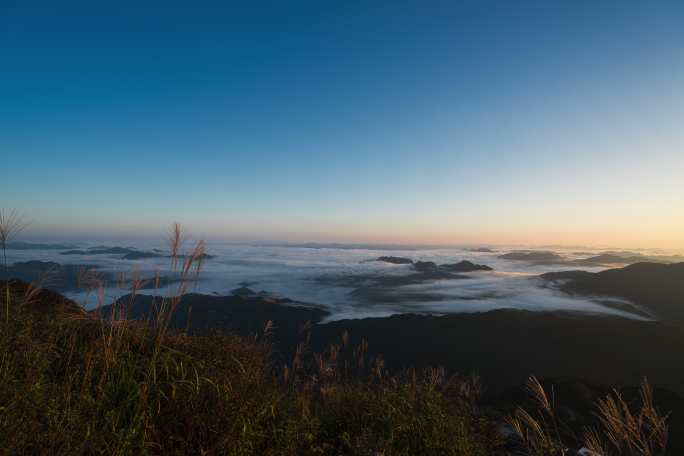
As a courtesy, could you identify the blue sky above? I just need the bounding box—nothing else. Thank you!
[2,1,683,248]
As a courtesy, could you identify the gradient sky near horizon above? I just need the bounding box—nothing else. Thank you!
[2,1,683,249]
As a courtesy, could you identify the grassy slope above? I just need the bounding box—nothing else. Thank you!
[0,281,497,455]
[3,280,680,455]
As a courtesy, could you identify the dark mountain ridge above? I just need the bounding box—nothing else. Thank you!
[5,260,189,293]
[6,241,78,250]
[99,292,328,354]
[99,291,684,396]
[543,262,684,326]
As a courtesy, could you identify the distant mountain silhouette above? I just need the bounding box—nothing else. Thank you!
[375,256,413,264]
[424,260,492,272]
[568,253,646,266]
[61,247,136,255]
[5,260,187,292]
[59,246,214,261]
[543,262,684,326]
[498,251,564,263]
[6,241,78,250]
[567,252,682,267]
[374,256,493,273]
[500,250,684,267]
[121,251,165,259]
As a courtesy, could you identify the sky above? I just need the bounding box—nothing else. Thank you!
[2,1,683,249]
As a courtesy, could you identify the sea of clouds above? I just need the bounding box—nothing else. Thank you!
[4,241,664,321]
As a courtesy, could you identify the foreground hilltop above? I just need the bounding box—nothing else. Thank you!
[3,280,681,454]
[1,280,499,455]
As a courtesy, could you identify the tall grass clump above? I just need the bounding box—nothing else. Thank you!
[0,223,275,454]
[0,208,29,274]
[277,330,498,455]
[1,208,29,324]
[584,379,669,456]
[508,376,669,456]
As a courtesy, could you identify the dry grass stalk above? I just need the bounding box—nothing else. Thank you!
[167,221,185,271]
[584,379,669,456]
[507,376,571,455]
[0,208,29,323]
[509,376,670,456]
[0,208,30,271]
